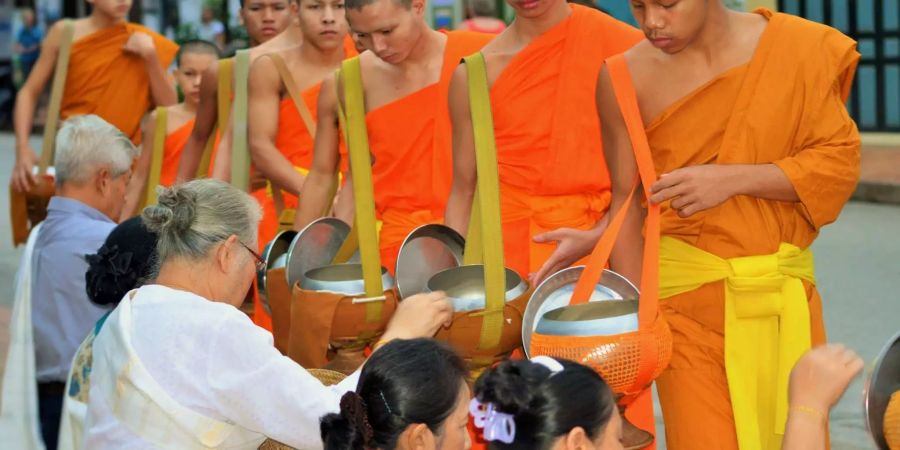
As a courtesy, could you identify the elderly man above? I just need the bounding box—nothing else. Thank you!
[28,114,138,449]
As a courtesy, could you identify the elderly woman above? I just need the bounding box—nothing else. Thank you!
[83,179,453,449]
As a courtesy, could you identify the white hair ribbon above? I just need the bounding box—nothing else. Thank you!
[469,398,515,444]
[530,356,564,375]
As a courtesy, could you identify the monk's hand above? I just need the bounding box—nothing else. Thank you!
[381,291,454,342]
[788,343,864,413]
[649,165,737,218]
[11,145,38,193]
[123,32,157,59]
[530,217,608,285]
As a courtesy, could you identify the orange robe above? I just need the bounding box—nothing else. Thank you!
[159,119,193,187]
[159,118,220,187]
[362,30,492,273]
[489,4,642,279]
[61,23,178,144]
[633,10,860,450]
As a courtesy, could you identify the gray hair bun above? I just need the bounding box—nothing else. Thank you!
[142,185,198,235]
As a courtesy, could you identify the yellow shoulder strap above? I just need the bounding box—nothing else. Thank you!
[217,57,234,132]
[144,106,168,206]
[230,50,252,191]
[463,53,506,351]
[263,53,317,138]
[340,57,385,322]
[38,19,75,175]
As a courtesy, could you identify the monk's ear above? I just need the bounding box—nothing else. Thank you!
[409,0,425,16]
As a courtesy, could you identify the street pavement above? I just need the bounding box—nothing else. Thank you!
[0,132,896,449]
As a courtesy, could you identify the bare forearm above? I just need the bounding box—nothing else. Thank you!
[175,136,210,183]
[294,171,335,229]
[608,193,645,285]
[444,186,474,236]
[781,411,826,450]
[13,89,38,153]
[252,144,305,196]
[728,163,800,202]
[144,53,177,106]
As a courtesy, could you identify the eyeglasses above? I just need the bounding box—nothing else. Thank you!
[238,240,266,272]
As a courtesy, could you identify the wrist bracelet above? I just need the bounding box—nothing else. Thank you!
[789,405,827,422]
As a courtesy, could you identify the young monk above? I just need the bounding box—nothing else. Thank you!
[174,0,301,183]
[444,1,641,283]
[595,2,860,449]
[121,40,221,219]
[442,0,647,444]
[244,0,357,245]
[292,0,493,274]
[11,0,178,193]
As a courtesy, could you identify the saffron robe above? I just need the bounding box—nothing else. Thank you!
[60,23,178,144]
[631,9,859,450]
[488,4,642,278]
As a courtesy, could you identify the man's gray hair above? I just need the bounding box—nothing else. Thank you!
[53,115,138,187]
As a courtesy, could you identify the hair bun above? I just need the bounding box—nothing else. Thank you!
[475,360,551,416]
[142,185,197,234]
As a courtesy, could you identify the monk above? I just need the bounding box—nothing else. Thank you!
[445,2,641,283]
[11,0,178,193]
[174,0,301,183]
[121,40,221,219]
[246,0,358,254]
[595,1,860,449]
[292,0,493,274]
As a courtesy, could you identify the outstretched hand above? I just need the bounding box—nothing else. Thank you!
[530,216,608,286]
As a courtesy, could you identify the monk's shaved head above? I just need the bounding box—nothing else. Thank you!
[176,40,221,67]
[346,0,411,11]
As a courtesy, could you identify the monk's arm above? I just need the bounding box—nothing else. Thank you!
[124,32,177,107]
[11,21,61,192]
[122,113,157,220]
[210,123,233,181]
[597,65,645,284]
[771,84,861,229]
[175,63,219,183]
[332,173,355,226]
[293,77,344,230]
[248,57,306,196]
[444,65,477,236]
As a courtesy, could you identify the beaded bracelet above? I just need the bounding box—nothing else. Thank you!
[789,405,827,423]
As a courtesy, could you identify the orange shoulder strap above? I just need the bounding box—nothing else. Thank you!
[570,54,660,329]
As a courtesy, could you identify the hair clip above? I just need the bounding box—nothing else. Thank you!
[469,398,515,444]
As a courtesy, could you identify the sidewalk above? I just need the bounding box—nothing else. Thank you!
[854,143,900,204]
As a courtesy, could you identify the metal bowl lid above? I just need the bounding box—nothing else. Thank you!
[395,224,465,299]
[285,217,352,290]
[522,266,639,357]
[865,331,900,449]
[257,230,297,314]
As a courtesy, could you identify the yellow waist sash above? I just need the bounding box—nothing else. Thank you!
[658,236,815,450]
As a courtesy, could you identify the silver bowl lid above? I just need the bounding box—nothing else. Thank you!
[395,224,465,299]
[865,331,900,450]
[285,217,352,290]
[522,266,639,357]
[257,230,298,315]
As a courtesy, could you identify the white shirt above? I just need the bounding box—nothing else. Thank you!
[197,20,225,43]
[84,284,359,449]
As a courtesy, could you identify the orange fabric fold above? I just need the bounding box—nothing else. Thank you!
[159,118,220,187]
[363,31,492,268]
[61,23,178,144]
[638,9,859,450]
[489,4,642,277]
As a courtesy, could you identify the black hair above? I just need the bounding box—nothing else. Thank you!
[175,39,221,67]
[85,217,159,307]
[473,358,616,450]
[320,339,468,450]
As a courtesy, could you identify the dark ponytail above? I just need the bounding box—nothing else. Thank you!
[320,339,468,450]
[473,358,616,450]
